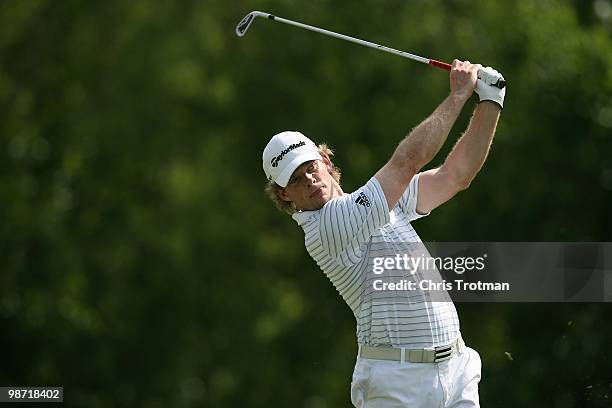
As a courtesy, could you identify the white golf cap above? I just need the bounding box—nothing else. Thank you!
[263,131,322,187]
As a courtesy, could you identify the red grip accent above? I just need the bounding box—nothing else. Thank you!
[429,59,452,71]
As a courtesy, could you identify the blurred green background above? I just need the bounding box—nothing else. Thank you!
[1,0,611,406]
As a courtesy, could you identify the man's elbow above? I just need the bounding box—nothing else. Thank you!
[456,177,472,191]
[389,153,424,180]
[448,172,473,192]
[441,164,479,192]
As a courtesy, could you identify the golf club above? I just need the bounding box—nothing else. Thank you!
[236,11,506,89]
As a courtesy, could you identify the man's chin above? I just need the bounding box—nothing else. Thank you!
[304,195,330,211]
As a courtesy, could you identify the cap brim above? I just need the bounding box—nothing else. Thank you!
[275,152,322,187]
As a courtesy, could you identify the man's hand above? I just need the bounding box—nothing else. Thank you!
[450,60,481,103]
[475,66,506,109]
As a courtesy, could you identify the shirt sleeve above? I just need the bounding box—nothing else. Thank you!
[318,177,390,266]
[397,172,431,221]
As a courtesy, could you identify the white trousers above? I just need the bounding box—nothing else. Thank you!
[350,346,481,408]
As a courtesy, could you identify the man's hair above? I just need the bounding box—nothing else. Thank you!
[264,143,342,214]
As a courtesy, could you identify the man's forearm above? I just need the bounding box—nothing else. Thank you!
[392,94,467,173]
[442,101,501,186]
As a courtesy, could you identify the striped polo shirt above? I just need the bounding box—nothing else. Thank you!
[292,174,460,348]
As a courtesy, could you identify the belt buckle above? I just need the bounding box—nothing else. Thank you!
[433,344,453,362]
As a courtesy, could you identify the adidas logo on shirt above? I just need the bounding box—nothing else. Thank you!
[355,192,371,207]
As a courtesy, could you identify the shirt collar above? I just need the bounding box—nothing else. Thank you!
[291,210,315,226]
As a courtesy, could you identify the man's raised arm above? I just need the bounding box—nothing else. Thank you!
[375,60,479,210]
[416,66,505,214]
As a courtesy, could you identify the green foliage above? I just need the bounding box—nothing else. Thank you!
[1,0,611,406]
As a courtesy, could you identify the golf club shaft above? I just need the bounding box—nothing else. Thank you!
[267,14,451,71]
[237,11,506,88]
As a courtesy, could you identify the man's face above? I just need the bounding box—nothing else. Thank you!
[278,157,335,211]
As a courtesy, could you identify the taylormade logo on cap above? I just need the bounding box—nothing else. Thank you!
[262,131,322,187]
[271,141,306,167]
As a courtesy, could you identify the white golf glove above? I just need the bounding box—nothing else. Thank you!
[475,66,506,109]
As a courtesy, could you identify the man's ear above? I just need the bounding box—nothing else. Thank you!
[320,153,333,173]
[277,187,291,202]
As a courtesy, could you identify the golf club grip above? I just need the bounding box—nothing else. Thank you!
[429,59,451,71]
[429,60,506,89]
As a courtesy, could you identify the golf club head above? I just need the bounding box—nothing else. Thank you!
[235,11,269,37]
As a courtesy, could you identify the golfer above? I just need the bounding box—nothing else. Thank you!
[262,60,504,407]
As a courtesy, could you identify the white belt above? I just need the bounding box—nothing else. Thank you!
[359,337,464,363]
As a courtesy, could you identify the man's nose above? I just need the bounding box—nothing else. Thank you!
[305,172,316,186]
